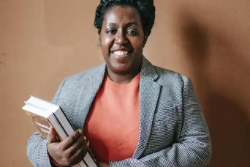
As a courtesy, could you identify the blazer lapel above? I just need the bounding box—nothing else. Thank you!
[133,57,161,158]
[73,64,106,130]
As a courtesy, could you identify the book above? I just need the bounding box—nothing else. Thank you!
[23,95,98,167]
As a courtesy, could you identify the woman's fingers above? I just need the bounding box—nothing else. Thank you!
[47,129,87,166]
[48,127,57,143]
[65,134,87,158]
[60,129,83,150]
[68,143,88,165]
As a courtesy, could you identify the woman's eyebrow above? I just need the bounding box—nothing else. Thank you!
[106,22,139,27]
[126,22,139,27]
[106,22,117,26]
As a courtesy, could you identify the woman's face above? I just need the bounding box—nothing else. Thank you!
[99,5,146,75]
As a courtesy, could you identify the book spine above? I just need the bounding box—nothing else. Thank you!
[84,152,97,167]
[47,115,68,140]
[54,108,98,167]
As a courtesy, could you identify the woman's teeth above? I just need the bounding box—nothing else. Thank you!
[113,51,129,56]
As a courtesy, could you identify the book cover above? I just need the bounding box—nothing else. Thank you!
[25,111,51,139]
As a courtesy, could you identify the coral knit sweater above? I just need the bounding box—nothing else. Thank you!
[84,73,140,162]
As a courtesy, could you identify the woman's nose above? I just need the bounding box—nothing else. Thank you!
[115,31,128,45]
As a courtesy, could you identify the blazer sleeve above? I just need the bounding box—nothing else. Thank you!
[110,76,212,167]
[26,79,67,167]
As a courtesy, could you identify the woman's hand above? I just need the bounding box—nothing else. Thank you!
[99,162,110,167]
[47,127,88,166]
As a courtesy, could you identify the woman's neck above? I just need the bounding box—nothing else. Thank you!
[107,68,140,84]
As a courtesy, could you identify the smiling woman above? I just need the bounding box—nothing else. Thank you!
[99,5,145,83]
[27,0,212,167]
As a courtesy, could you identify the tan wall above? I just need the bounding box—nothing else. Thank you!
[0,0,249,166]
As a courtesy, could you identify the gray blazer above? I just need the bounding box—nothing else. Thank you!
[27,57,212,167]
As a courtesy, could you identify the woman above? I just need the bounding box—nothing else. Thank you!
[27,0,212,166]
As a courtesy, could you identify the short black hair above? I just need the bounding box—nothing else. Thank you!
[94,0,155,36]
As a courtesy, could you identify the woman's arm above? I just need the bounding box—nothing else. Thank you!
[27,132,54,167]
[109,76,212,167]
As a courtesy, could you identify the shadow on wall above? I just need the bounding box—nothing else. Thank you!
[178,11,250,167]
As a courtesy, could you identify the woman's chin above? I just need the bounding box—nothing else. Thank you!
[109,64,131,74]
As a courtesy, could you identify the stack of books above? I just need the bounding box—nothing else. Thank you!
[23,96,98,167]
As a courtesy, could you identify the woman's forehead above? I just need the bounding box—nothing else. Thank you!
[103,5,142,26]
[103,6,142,26]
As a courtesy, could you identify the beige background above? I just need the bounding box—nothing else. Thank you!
[0,0,250,166]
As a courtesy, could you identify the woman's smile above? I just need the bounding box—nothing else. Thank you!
[111,49,133,62]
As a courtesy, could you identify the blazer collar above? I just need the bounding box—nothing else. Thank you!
[140,56,159,82]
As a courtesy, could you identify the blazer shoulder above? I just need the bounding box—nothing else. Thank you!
[52,64,106,121]
[52,63,105,104]
[66,64,105,83]
[154,66,191,86]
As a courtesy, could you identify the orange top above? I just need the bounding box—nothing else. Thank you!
[84,73,140,162]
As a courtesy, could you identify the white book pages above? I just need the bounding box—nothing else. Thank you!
[22,104,50,118]
[28,95,59,111]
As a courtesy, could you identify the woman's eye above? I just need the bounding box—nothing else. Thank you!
[106,29,116,34]
[127,29,138,35]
